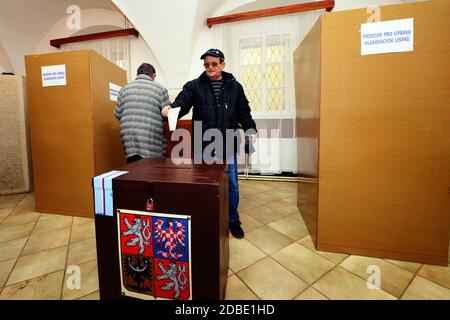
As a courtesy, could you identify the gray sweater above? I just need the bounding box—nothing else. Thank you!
[115,74,170,158]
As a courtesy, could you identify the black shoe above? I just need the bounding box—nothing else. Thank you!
[230,221,244,239]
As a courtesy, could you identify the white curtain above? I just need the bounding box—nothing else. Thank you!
[62,37,131,81]
[210,11,323,175]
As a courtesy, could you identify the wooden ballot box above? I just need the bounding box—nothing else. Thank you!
[294,0,450,265]
[94,158,229,300]
[25,50,127,217]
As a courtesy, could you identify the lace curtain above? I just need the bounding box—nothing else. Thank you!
[62,37,131,81]
[210,11,323,174]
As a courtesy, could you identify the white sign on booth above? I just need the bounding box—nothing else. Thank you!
[41,64,67,87]
[361,18,414,56]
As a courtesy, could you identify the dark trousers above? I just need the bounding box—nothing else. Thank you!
[126,155,143,164]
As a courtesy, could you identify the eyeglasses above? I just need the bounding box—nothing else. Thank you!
[203,62,221,68]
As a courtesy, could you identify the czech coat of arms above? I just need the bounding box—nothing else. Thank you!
[117,209,192,300]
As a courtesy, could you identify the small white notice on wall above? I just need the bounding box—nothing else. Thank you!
[361,18,414,56]
[41,64,67,87]
[109,82,122,102]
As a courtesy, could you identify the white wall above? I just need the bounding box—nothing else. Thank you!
[32,8,163,85]
[0,41,13,73]
[334,0,416,11]
[111,0,199,90]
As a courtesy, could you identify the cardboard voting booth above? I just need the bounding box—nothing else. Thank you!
[25,50,127,217]
[294,0,450,265]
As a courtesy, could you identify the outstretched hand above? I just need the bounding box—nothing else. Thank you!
[161,105,171,118]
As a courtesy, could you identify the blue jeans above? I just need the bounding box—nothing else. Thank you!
[228,159,240,224]
[194,153,240,224]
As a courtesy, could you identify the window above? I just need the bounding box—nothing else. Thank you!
[239,34,292,117]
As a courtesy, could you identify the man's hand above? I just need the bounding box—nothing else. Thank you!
[161,105,171,118]
[250,133,257,144]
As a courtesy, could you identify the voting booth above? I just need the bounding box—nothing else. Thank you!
[93,158,229,300]
[25,50,127,217]
[295,0,450,265]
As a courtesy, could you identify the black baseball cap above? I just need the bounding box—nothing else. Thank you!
[200,48,225,60]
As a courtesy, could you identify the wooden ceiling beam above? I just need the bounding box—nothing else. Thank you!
[207,0,335,28]
[50,28,139,49]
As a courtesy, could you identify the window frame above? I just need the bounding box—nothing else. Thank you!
[238,33,295,119]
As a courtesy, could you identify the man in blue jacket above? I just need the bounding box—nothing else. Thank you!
[161,48,257,239]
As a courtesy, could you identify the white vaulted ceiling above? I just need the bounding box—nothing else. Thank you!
[0,0,120,74]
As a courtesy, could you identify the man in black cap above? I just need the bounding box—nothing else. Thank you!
[161,48,257,239]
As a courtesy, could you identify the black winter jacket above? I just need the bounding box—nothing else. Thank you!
[171,71,257,158]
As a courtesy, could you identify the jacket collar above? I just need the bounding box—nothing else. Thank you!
[199,71,235,83]
[136,74,153,81]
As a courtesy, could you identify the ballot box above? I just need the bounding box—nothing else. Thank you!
[93,158,229,300]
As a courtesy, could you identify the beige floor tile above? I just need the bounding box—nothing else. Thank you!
[0,237,27,262]
[418,265,450,289]
[225,275,259,300]
[67,237,97,266]
[385,259,423,273]
[77,291,100,300]
[0,258,16,288]
[22,227,71,256]
[19,193,35,206]
[294,287,329,300]
[279,184,297,193]
[272,243,335,285]
[70,218,95,243]
[0,271,64,300]
[0,222,36,243]
[289,212,307,224]
[38,213,66,221]
[268,217,309,241]
[238,184,260,197]
[237,257,308,300]
[250,192,279,206]
[246,225,294,255]
[62,260,99,300]
[340,255,414,298]
[298,235,348,264]
[228,269,233,277]
[0,194,26,209]
[239,198,264,212]
[245,206,286,225]
[1,211,41,226]
[313,267,397,300]
[33,215,73,235]
[239,213,264,233]
[229,238,266,273]
[251,183,274,193]
[6,246,68,286]
[0,207,13,223]
[9,201,35,215]
[401,276,450,300]
[269,190,297,200]
[283,196,297,205]
[267,200,299,217]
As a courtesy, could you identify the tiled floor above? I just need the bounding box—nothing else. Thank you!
[0,180,449,300]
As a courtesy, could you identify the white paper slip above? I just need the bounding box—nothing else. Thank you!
[168,107,181,131]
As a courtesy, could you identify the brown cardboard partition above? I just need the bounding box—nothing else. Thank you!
[25,50,126,217]
[295,0,450,265]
